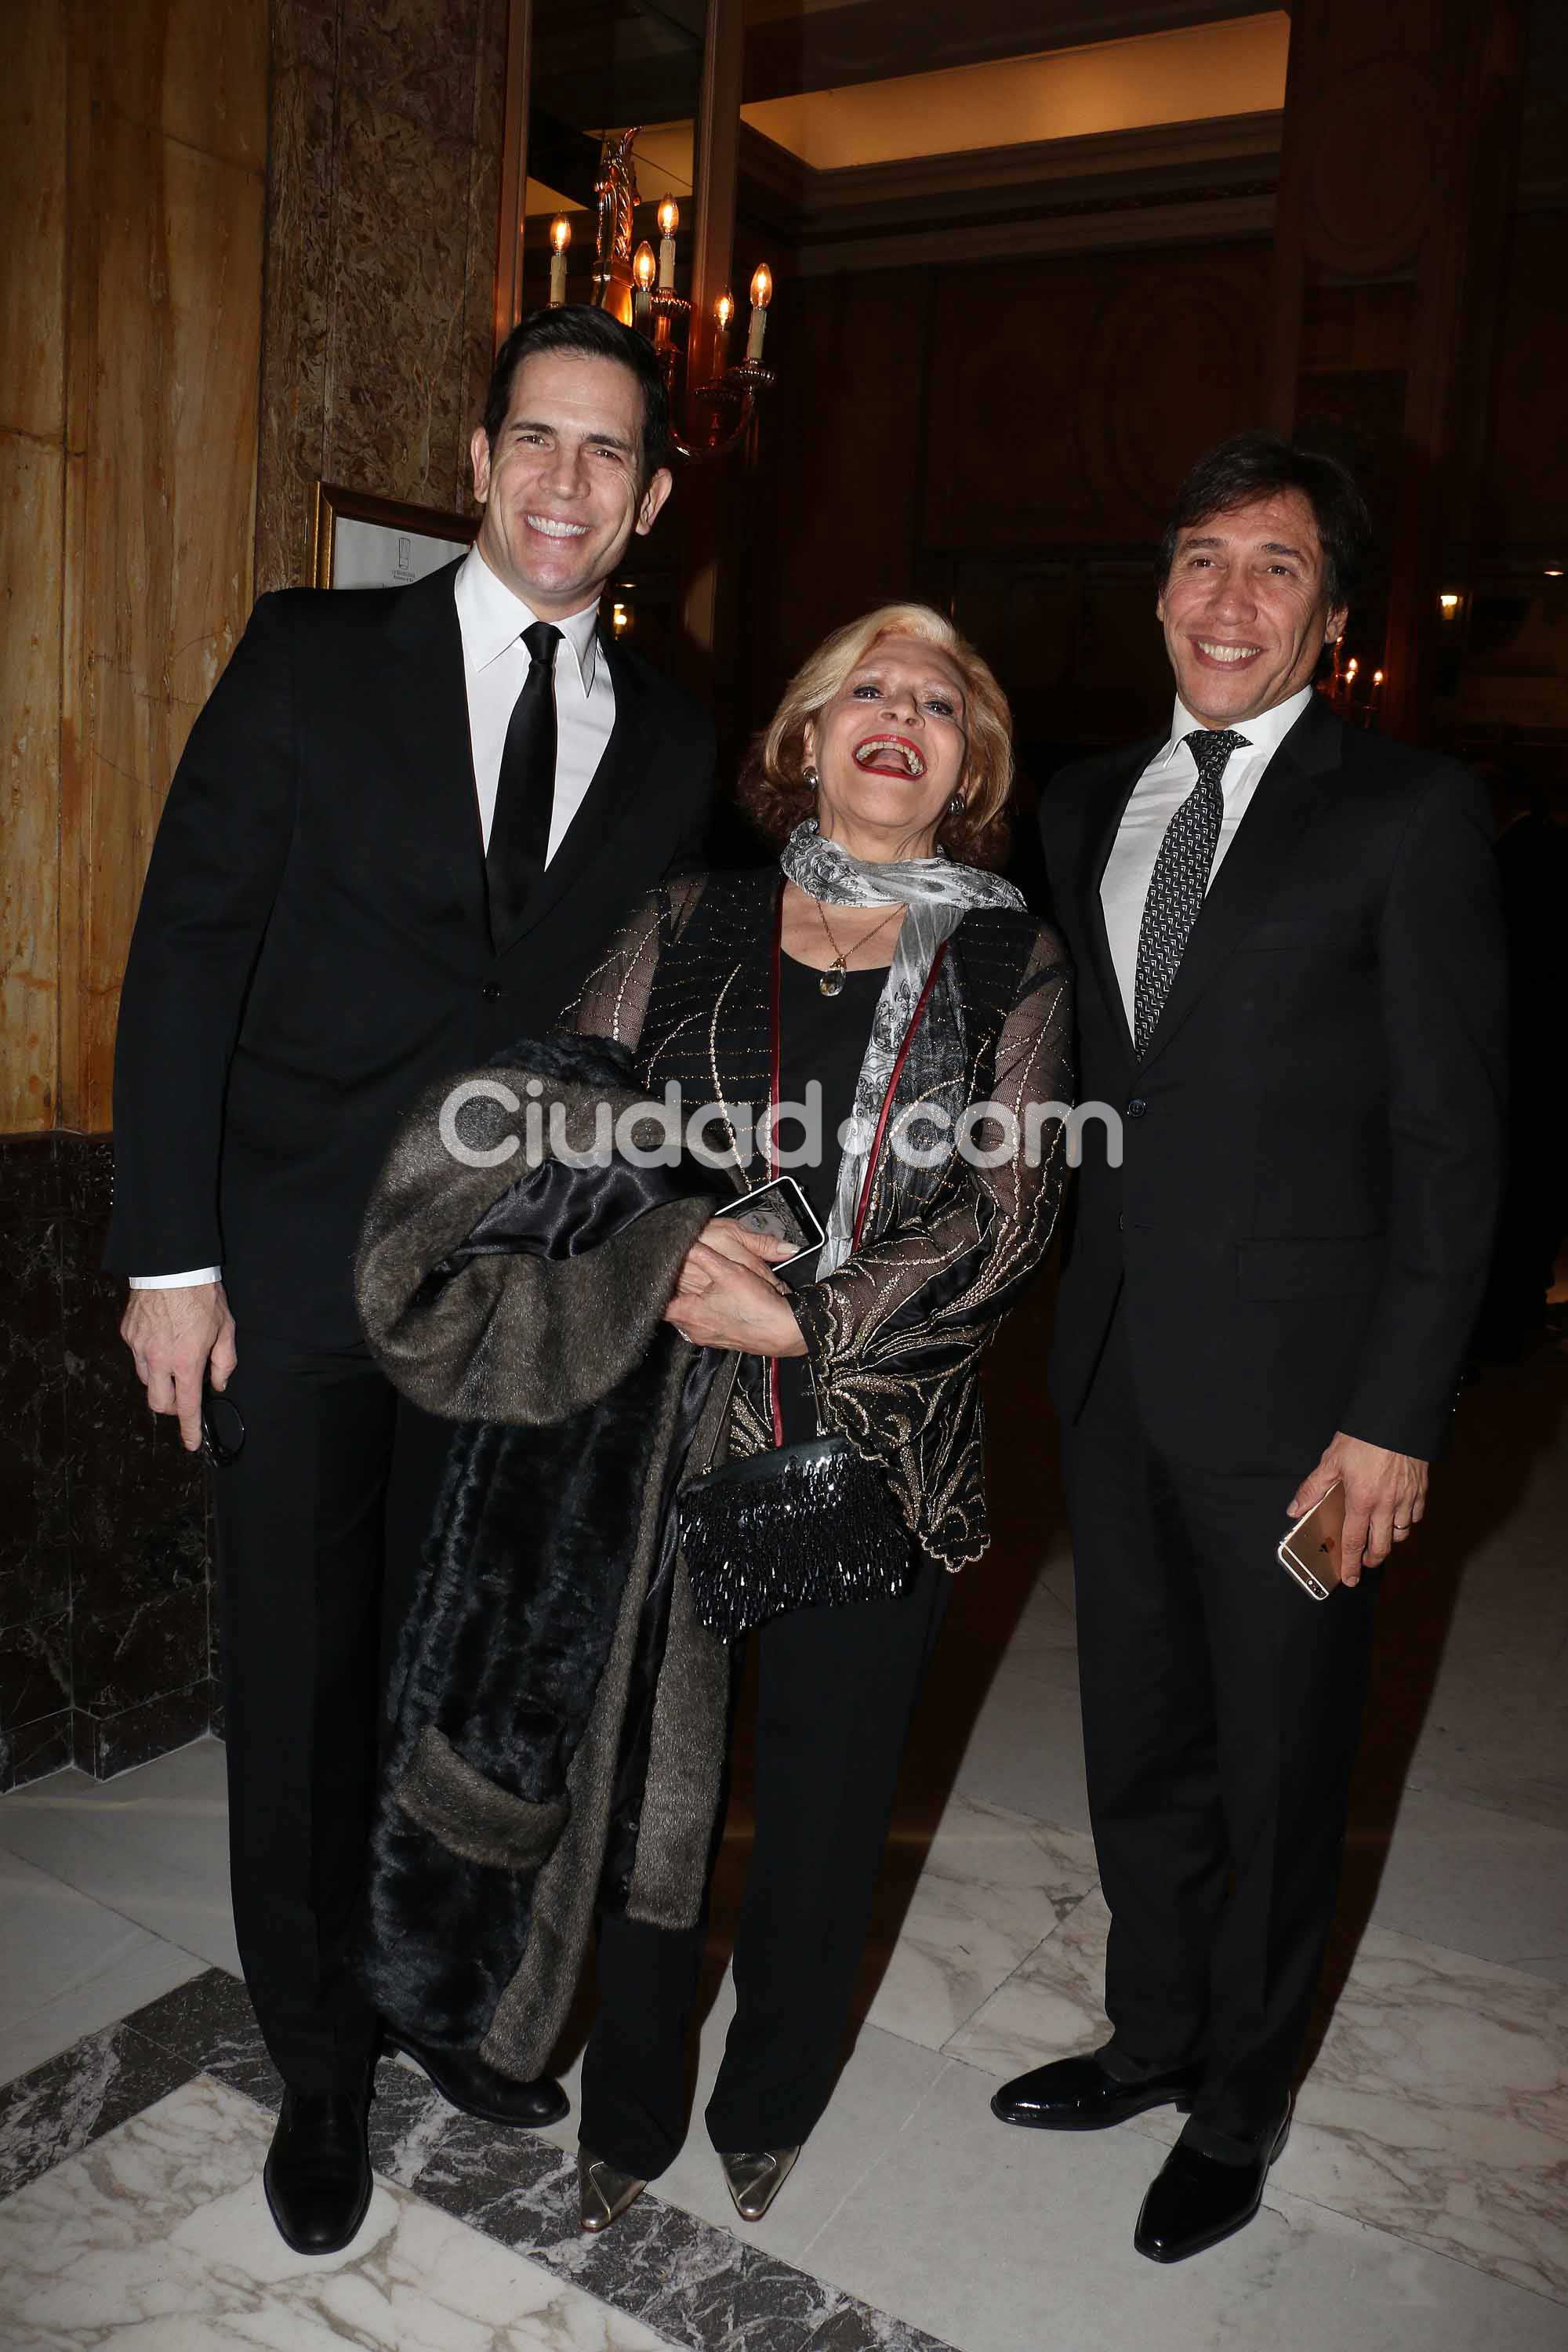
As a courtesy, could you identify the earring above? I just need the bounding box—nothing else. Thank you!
[802,764,820,789]
[949,791,967,815]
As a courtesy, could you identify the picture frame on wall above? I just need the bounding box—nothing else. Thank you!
[311,481,478,590]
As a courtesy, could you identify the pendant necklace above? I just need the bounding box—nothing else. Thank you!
[813,897,902,997]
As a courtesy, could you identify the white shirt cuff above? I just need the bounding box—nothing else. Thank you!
[128,1268,223,1288]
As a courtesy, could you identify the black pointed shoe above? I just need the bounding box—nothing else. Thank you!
[263,2089,372,2255]
[383,2031,568,2128]
[991,2049,1202,2132]
[1134,2110,1291,2263]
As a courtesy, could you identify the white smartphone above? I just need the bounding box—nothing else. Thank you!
[711,1174,826,1271]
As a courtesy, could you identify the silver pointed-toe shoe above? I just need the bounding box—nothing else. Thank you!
[720,2146,800,2222]
[577,2149,648,2234]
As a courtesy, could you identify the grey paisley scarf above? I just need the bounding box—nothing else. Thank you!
[779,820,1025,1274]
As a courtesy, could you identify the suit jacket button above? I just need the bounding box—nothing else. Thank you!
[481,982,502,1003]
[1126,1096,1147,1119]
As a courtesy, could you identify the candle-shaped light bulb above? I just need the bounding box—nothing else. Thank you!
[548,214,571,306]
[632,238,656,331]
[713,287,734,372]
[746,262,772,362]
[656,195,679,289]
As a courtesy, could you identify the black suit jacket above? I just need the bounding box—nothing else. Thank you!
[1039,692,1506,1471]
[106,559,717,1343]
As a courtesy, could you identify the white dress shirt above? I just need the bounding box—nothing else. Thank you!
[132,547,615,1290]
[1099,684,1314,1031]
[453,543,614,861]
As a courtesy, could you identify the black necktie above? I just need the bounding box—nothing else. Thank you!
[487,620,562,939]
[1131,727,1249,1057]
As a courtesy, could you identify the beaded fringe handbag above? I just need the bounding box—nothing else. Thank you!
[678,1433,912,1640]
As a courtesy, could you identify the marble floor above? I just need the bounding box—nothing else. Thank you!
[2,1311,1565,2351]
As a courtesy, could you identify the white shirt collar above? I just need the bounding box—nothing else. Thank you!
[1166,681,1315,763]
[455,545,602,692]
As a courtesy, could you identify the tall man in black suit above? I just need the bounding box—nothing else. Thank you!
[993,435,1506,2261]
[107,307,716,2253]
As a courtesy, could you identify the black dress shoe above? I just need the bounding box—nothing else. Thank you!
[991,2049,1202,2132]
[263,2089,372,2255]
[383,2030,568,2128]
[1134,2111,1291,2263]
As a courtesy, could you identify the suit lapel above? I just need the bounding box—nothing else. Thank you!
[491,633,652,953]
[1138,692,1345,1065]
[382,559,488,935]
[1076,736,1161,1062]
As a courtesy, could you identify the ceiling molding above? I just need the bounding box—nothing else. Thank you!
[782,191,1277,277]
[741,0,1286,105]
[737,111,1283,264]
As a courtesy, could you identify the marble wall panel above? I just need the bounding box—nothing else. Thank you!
[457,0,509,513]
[0,1616,72,1754]
[324,86,474,507]
[0,1207,69,1637]
[56,1157,211,1751]
[274,0,339,79]
[0,1,67,443]
[71,1591,209,1725]
[0,1134,69,1791]
[0,434,64,1133]
[0,1128,217,1787]
[342,0,485,147]
[61,111,265,1131]
[75,1682,214,1780]
[256,0,505,590]
[1,1711,74,1795]
[254,54,337,591]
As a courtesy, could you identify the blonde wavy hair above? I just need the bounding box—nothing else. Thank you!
[738,604,1014,869]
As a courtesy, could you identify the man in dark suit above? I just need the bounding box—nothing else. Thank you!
[107,306,715,2253]
[993,434,1505,2261]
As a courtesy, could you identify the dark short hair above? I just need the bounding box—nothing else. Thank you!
[1156,431,1372,609]
[481,305,670,483]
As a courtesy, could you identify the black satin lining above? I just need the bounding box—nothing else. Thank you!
[427,1141,731,1281]
[598,1339,725,1911]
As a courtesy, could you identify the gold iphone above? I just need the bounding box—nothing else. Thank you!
[1277,1480,1347,1600]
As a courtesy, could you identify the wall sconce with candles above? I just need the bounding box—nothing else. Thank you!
[500,3,774,477]
[565,126,775,464]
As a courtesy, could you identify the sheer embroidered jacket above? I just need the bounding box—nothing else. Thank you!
[572,868,1074,1570]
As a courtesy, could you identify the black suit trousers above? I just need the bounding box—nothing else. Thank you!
[1062,1305,1377,2151]
[581,1558,949,2177]
[210,1327,453,2092]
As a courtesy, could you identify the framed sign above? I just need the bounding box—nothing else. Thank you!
[312,481,478,590]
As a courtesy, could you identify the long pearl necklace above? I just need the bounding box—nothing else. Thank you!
[812,896,902,998]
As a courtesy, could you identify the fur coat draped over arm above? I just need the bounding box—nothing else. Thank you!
[353,1032,734,2082]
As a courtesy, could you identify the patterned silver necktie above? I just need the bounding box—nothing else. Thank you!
[1131,728,1249,1057]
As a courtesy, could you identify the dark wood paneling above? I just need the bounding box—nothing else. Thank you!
[923,245,1268,551]
[1478,216,1568,551]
